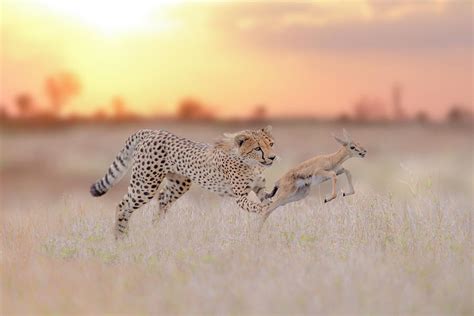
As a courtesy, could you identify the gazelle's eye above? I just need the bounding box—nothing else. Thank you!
[270,142,274,147]
[350,146,355,150]
[255,147,262,151]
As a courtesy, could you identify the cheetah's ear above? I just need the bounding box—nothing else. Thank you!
[262,125,272,133]
[235,134,250,147]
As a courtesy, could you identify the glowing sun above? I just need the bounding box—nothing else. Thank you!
[32,0,181,35]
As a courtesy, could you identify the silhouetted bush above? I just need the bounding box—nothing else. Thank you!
[15,93,35,116]
[0,105,8,121]
[177,98,214,120]
[336,113,351,123]
[111,96,129,119]
[44,72,81,112]
[446,105,473,124]
[415,111,429,123]
[353,96,387,122]
[251,104,267,121]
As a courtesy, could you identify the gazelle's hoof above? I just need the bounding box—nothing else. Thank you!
[324,196,336,203]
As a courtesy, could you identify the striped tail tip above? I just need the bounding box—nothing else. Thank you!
[90,183,106,197]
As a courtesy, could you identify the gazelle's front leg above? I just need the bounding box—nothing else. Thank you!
[341,168,355,197]
[317,170,337,203]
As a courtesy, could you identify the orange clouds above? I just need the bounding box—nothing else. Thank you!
[1,0,472,119]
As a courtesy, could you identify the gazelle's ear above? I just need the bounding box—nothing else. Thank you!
[342,128,352,142]
[333,133,348,146]
[235,133,250,147]
[262,125,272,133]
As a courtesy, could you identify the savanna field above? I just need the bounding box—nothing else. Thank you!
[1,122,472,315]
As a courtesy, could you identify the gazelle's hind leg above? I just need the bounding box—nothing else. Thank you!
[153,173,192,224]
[115,165,164,239]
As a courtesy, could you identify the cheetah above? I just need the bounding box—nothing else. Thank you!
[90,126,276,238]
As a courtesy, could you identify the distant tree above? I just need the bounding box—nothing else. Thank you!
[177,98,202,119]
[415,111,429,124]
[177,98,213,120]
[353,96,387,122]
[252,104,267,121]
[392,83,406,121]
[15,93,35,117]
[336,112,351,123]
[44,72,81,112]
[92,108,108,121]
[446,105,473,124]
[111,96,127,119]
[0,105,8,120]
[66,112,82,123]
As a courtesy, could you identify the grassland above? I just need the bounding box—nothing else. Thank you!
[1,122,472,315]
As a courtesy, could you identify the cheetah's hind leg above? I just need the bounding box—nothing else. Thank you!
[115,165,164,240]
[153,173,192,224]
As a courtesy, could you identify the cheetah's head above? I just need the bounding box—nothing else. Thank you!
[222,126,277,167]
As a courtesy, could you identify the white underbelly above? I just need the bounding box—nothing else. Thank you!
[311,175,327,185]
[295,175,327,188]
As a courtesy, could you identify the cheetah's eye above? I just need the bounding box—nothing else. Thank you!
[269,142,274,147]
[255,147,262,152]
[350,146,355,150]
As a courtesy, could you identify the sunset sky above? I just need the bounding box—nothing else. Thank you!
[1,0,472,119]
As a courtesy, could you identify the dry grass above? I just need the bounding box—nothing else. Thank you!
[1,122,472,315]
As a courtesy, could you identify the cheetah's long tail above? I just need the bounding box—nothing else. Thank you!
[90,129,152,197]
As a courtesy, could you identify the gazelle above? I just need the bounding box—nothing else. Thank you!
[259,129,367,229]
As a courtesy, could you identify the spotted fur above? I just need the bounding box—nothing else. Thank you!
[90,126,276,238]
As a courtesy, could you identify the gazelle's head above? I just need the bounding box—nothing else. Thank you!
[333,129,367,158]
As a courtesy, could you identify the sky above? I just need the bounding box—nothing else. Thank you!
[1,0,472,119]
